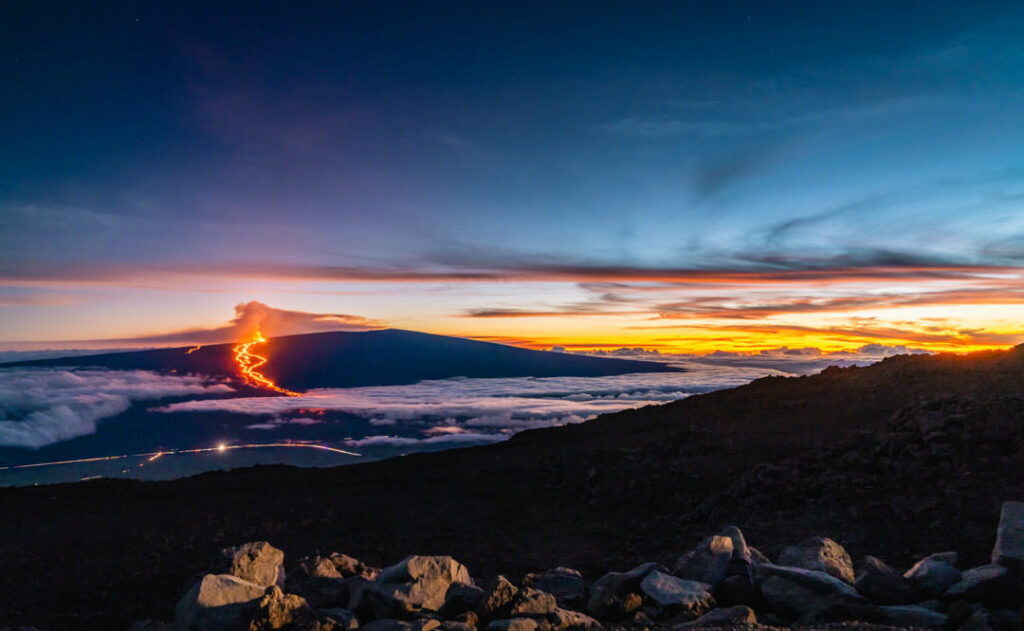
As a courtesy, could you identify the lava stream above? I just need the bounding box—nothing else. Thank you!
[232,331,300,396]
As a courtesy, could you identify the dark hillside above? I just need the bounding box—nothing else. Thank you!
[1,346,1022,629]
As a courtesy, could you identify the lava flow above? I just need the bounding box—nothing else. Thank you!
[232,331,300,396]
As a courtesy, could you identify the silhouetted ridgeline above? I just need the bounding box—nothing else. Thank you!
[1,329,680,390]
[1,345,1023,630]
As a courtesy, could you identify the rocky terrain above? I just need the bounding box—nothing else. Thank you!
[1,346,1023,630]
[73,500,1024,631]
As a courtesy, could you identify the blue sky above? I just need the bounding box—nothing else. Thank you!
[2,1,1024,351]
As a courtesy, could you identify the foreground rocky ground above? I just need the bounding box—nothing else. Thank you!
[2,347,1024,629]
[86,501,1024,631]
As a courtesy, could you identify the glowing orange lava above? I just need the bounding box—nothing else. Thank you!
[185,344,202,354]
[232,331,300,396]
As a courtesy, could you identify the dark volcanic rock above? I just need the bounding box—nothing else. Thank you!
[509,587,557,616]
[476,576,518,621]
[175,574,265,630]
[777,537,855,585]
[854,556,916,605]
[215,542,286,589]
[992,501,1024,571]
[522,568,586,610]
[586,562,665,619]
[367,556,474,617]
[672,535,733,589]
[945,564,1022,607]
[637,570,714,619]
[675,604,757,628]
[754,563,865,619]
[903,552,962,598]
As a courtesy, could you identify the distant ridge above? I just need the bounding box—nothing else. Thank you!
[1,328,680,389]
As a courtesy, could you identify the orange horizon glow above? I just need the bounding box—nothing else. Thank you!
[232,330,300,396]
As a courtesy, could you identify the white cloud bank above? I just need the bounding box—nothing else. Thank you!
[0,369,233,448]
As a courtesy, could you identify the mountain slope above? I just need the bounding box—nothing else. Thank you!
[2,328,679,389]
[1,346,1023,629]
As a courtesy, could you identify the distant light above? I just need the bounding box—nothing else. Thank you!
[217,442,227,452]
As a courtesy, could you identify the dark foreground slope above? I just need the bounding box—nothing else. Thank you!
[1,347,1023,629]
[2,329,678,390]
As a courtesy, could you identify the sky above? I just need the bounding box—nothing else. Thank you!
[2,1,1024,353]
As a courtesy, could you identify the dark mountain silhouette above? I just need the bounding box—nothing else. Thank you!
[2,328,679,389]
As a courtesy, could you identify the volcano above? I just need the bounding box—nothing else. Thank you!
[1,329,680,390]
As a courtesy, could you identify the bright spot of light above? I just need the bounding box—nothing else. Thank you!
[217,442,227,452]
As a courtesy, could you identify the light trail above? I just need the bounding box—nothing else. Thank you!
[233,331,300,396]
[0,442,361,472]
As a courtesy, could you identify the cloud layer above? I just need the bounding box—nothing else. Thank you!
[0,369,233,448]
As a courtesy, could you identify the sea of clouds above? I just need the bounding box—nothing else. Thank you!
[0,344,921,451]
[0,369,233,448]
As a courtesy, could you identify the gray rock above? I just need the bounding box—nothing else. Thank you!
[961,609,996,631]
[319,609,360,630]
[877,605,948,628]
[718,526,753,567]
[945,564,1020,606]
[510,587,558,616]
[777,537,855,585]
[298,556,343,580]
[175,573,265,630]
[476,576,519,621]
[748,548,771,566]
[367,556,474,617]
[523,568,586,610]
[215,542,286,588]
[330,554,370,578]
[550,608,602,631]
[638,570,715,619]
[441,582,486,617]
[713,573,759,608]
[675,604,757,627]
[673,536,733,589]
[754,563,865,619]
[992,501,1024,571]
[904,553,962,598]
[248,585,317,631]
[485,619,539,631]
[289,575,349,609]
[586,562,666,617]
[855,556,916,605]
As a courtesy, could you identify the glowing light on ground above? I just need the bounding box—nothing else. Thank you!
[0,441,361,472]
[185,344,202,354]
[232,330,300,396]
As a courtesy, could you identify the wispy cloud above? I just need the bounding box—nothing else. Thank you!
[0,369,233,448]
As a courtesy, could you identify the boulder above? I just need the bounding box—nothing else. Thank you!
[714,573,759,608]
[718,526,753,567]
[855,556,916,605]
[945,564,1021,607]
[675,604,757,628]
[777,537,855,585]
[638,570,715,619]
[755,563,865,619]
[962,609,996,631]
[330,554,370,578]
[673,536,733,589]
[550,608,602,631]
[248,585,317,631]
[367,556,474,617]
[992,501,1024,571]
[318,609,359,630]
[586,562,666,618]
[298,557,343,580]
[443,612,478,631]
[876,605,948,628]
[289,576,349,609]
[215,542,286,588]
[904,552,962,598]
[176,573,266,630]
[475,576,519,621]
[441,582,486,617]
[748,548,771,566]
[522,568,586,610]
[509,587,558,616]
[485,619,540,631]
